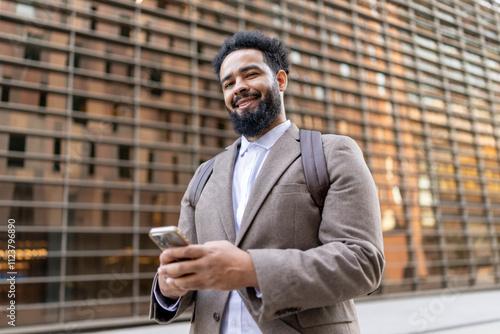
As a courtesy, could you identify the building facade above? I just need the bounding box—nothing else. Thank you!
[0,0,499,332]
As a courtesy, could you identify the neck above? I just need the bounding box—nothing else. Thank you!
[245,113,287,142]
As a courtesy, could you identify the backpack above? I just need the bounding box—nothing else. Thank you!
[188,129,329,212]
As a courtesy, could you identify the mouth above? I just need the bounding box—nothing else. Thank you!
[233,94,261,111]
[236,98,257,110]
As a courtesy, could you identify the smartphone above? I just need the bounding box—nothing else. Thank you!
[149,226,191,250]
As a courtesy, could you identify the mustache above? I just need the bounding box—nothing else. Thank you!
[232,92,261,108]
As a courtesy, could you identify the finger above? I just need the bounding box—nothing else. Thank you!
[159,276,189,299]
[159,248,180,265]
[159,259,198,278]
[166,277,188,291]
[166,244,208,260]
[172,272,208,291]
[158,261,183,277]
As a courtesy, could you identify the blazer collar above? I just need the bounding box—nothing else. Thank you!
[209,137,241,244]
[209,124,301,245]
[235,123,301,246]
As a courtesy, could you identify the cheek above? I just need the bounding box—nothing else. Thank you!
[226,92,238,105]
[224,96,232,108]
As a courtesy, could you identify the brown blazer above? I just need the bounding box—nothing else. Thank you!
[150,123,385,333]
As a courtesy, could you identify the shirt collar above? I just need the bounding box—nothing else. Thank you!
[239,120,291,157]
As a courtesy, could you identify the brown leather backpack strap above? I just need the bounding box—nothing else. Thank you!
[188,157,216,207]
[300,129,330,208]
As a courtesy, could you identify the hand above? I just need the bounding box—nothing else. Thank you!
[157,240,259,292]
[157,248,190,299]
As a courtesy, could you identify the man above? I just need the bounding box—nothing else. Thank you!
[150,31,385,333]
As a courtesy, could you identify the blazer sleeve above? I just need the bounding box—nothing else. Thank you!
[149,162,205,324]
[149,273,196,324]
[246,135,385,322]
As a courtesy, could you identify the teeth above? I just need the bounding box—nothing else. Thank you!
[239,100,253,107]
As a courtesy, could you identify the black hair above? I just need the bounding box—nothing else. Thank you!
[212,31,291,82]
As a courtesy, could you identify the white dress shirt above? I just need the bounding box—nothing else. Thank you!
[222,120,290,334]
[156,120,291,334]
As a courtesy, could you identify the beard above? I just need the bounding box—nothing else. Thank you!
[227,82,282,138]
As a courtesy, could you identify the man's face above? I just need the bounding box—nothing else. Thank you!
[219,49,283,138]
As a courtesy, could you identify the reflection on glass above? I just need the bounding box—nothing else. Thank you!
[66,256,133,276]
[66,233,133,251]
[67,209,133,227]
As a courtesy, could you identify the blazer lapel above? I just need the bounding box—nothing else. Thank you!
[235,124,301,246]
[210,138,240,244]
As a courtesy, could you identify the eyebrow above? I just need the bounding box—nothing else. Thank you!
[220,65,263,84]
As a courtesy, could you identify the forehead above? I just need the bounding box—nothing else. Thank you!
[220,49,270,78]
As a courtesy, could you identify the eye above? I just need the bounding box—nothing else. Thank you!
[224,82,233,89]
[246,72,257,78]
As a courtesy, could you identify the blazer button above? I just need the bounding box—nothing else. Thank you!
[213,312,221,322]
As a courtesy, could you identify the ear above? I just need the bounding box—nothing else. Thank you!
[276,70,288,92]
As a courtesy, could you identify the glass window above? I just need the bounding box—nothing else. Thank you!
[66,256,133,276]
[340,63,350,77]
[1,85,10,102]
[68,209,133,227]
[7,134,26,167]
[64,279,133,301]
[16,3,35,18]
[66,233,132,251]
[24,44,41,61]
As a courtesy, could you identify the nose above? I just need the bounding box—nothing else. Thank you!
[232,78,249,95]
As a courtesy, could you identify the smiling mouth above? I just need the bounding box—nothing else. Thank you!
[237,99,257,110]
[233,93,261,111]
